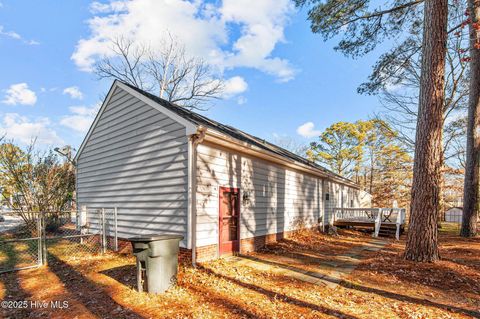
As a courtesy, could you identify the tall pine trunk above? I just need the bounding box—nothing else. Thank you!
[461,0,480,238]
[405,0,448,262]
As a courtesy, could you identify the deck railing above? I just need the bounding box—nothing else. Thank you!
[332,207,406,240]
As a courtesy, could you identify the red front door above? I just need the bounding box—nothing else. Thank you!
[219,187,240,255]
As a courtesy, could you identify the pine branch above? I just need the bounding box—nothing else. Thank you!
[341,0,425,27]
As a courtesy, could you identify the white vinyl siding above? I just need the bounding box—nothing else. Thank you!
[196,142,329,248]
[76,86,189,247]
[75,83,365,254]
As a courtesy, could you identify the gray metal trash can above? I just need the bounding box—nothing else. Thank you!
[128,234,183,294]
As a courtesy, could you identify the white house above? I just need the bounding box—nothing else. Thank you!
[75,80,368,262]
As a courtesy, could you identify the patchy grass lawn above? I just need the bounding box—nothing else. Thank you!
[1,227,479,319]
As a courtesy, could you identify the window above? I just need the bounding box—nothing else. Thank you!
[325,193,330,201]
[350,199,354,207]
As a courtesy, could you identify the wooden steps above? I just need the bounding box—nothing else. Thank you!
[378,223,402,237]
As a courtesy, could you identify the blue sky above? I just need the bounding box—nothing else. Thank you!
[0,0,385,150]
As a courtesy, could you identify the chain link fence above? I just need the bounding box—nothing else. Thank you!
[45,210,103,264]
[0,212,41,273]
[0,208,119,273]
[104,208,119,252]
[84,207,118,253]
[440,208,463,233]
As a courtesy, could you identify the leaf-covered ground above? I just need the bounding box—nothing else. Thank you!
[1,227,479,319]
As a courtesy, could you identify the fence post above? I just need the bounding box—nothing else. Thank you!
[114,207,118,252]
[37,214,43,266]
[80,206,87,245]
[41,213,47,265]
[101,208,106,253]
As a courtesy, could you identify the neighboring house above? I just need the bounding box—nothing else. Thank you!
[445,207,463,223]
[75,80,368,262]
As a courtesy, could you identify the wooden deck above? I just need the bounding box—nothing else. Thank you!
[334,220,395,227]
[331,208,406,239]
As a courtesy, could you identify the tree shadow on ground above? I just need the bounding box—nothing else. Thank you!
[0,242,34,318]
[47,254,147,319]
[239,254,333,280]
[100,264,137,289]
[101,263,262,318]
[237,250,480,318]
[273,235,371,256]
[339,280,480,318]
[0,271,32,318]
[195,264,361,319]
[253,248,362,268]
[0,272,33,318]
[440,246,480,271]
[357,241,480,294]
[185,283,266,318]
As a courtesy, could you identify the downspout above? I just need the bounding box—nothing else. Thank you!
[189,126,206,266]
[321,179,326,233]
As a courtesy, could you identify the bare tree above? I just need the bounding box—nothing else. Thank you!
[378,43,468,217]
[94,35,224,110]
[374,4,469,163]
[0,141,75,229]
[272,136,308,157]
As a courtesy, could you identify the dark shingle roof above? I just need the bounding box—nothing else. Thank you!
[121,81,355,186]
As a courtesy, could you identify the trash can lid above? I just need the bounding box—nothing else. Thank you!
[128,234,184,242]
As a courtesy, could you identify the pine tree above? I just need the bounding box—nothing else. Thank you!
[296,0,449,261]
[308,120,412,208]
[307,122,363,176]
[461,0,480,237]
[404,0,449,262]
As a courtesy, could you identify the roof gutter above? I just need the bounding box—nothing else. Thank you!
[202,129,359,189]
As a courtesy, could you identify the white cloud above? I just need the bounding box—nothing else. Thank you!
[40,87,58,93]
[223,76,248,98]
[0,25,39,45]
[60,105,100,133]
[63,86,84,100]
[220,0,297,82]
[89,1,112,13]
[2,83,37,106]
[72,0,296,82]
[0,26,20,39]
[237,96,247,105]
[25,39,40,45]
[0,113,63,145]
[89,1,127,13]
[296,122,322,138]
